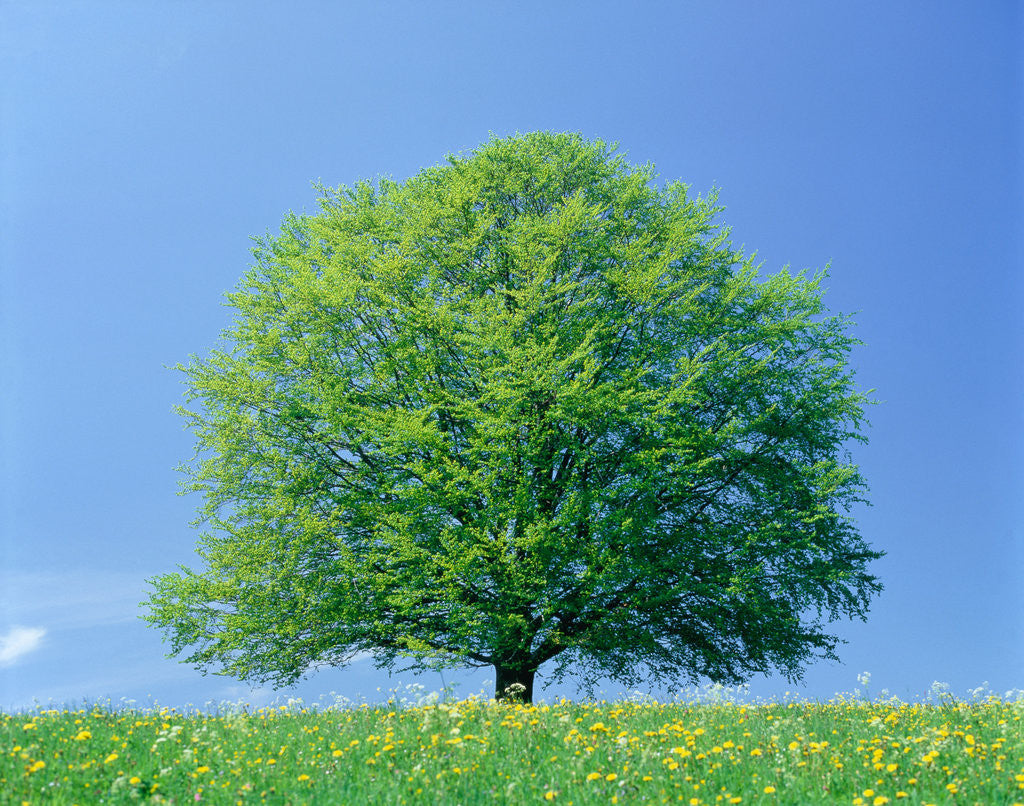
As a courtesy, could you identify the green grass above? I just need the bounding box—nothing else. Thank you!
[2,693,1022,804]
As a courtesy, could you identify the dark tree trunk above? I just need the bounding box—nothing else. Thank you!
[494,664,536,703]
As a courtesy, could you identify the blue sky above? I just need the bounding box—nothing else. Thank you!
[2,2,1021,712]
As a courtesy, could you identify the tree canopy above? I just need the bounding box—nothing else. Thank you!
[143,131,883,703]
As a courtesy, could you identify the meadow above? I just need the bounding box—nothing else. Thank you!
[2,686,1022,805]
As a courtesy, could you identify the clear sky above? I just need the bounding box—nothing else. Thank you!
[2,2,1021,712]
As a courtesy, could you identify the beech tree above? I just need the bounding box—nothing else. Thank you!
[144,132,883,703]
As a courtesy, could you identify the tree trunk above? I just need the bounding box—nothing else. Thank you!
[494,664,536,704]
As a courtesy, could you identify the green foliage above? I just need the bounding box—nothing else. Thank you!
[143,131,882,700]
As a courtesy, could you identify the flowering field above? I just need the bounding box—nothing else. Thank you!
[2,693,1022,804]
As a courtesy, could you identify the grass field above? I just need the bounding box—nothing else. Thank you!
[2,689,1022,805]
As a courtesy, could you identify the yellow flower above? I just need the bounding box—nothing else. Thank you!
[196,766,210,774]
[764,786,776,794]
[544,792,556,801]
[297,774,310,781]
[605,773,617,781]
[129,777,141,785]
[886,763,897,772]
[332,749,343,757]
[266,758,276,765]
[750,748,763,756]
[874,798,890,805]
[788,740,800,750]
[863,790,875,798]
[104,753,118,764]
[74,730,91,741]
[586,772,602,781]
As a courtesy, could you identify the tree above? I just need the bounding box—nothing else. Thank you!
[143,131,883,704]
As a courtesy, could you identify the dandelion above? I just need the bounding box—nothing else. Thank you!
[0,692,1018,805]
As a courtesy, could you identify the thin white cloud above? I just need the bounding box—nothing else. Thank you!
[0,571,145,630]
[0,626,46,667]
